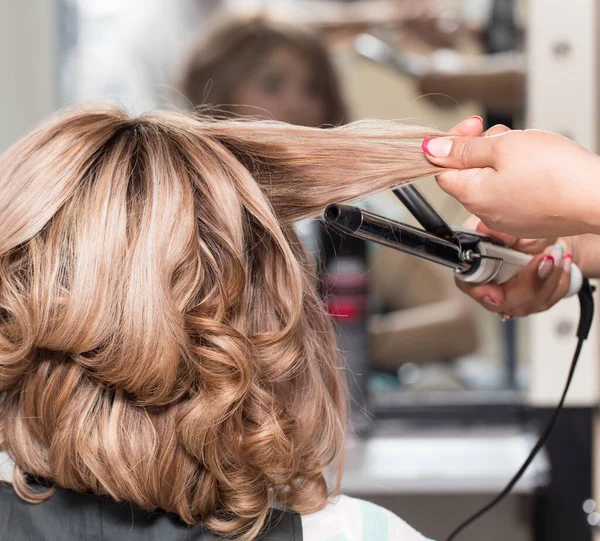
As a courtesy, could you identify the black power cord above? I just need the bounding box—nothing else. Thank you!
[445,279,596,541]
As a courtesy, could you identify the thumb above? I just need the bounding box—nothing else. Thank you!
[473,220,520,248]
[473,220,554,255]
[421,135,498,169]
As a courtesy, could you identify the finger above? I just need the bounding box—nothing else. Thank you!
[484,124,510,137]
[510,258,564,316]
[479,254,546,314]
[455,279,506,311]
[512,237,557,255]
[461,214,530,252]
[545,263,572,308]
[435,166,490,201]
[499,248,563,315]
[466,219,550,255]
[471,220,519,248]
[422,135,498,169]
[514,245,570,314]
[462,214,481,230]
[448,116,484,137]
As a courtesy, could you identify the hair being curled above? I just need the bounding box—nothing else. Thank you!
[0,106,441,539]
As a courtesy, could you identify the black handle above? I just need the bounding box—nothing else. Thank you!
[393,185,455,241]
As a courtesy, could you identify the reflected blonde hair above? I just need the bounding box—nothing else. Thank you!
[0,106,441,539]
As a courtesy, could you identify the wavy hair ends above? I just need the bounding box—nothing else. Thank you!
[0,105,442,539]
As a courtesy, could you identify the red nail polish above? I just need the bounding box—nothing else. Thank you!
[422,137,435,156]
[542,254,555,269]
[537,254,555,280]
[564,254,573,273]
[483,296,500,306]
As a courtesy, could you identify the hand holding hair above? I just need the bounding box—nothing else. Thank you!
[421,124,600,239]
[439,119,572,317]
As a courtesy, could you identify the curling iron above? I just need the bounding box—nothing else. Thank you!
[324,184,594,541]
[324,185,583,295]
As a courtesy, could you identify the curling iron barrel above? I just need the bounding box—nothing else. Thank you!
[324,203,583,296]
[323,204,470,272]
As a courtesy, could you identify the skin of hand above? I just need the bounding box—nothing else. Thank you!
[421,125,600,238]
[443,119,572,317]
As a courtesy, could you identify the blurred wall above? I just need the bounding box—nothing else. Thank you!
[0,0,57,152]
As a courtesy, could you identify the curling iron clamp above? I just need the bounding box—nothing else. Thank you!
[324,185,583,295]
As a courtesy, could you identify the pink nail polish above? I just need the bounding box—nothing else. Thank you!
[564,254,573,273]
[422,137,434,156]
[538,255,554,280]
[421,137,453,158]
[483,296,500,306]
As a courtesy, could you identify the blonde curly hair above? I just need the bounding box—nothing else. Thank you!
[0,106,441,539]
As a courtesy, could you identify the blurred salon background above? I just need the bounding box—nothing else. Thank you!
[2,1,600,540]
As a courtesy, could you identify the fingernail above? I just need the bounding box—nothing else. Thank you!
[483,296,500,307]
[538,255,554,279]
[422,137,453,158]
[564,254,573,273]
[471,115,483,123]
[550,245,564,268]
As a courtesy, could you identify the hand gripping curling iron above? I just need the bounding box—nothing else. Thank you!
[324,184,594,541]
[324,184,583,296]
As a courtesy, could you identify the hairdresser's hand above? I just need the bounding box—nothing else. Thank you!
[455,216,573,317]
[422,125,600,238]
[446,115,485,137]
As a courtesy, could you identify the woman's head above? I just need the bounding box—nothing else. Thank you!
[0,106,440,539]
[179,16,347,127]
